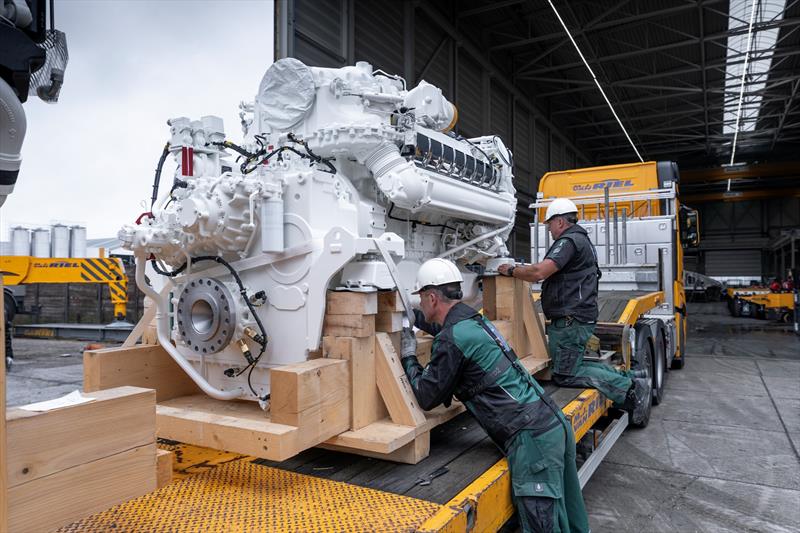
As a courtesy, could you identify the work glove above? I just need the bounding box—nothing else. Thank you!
[400,327,417,360]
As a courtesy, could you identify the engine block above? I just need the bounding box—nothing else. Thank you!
[120,59,517,402]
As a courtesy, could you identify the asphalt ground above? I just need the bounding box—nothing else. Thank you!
[4,301,799,531]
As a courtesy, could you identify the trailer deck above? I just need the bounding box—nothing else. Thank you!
[55,384,612,532]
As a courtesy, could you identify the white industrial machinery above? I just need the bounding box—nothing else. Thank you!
[120,58,517,403]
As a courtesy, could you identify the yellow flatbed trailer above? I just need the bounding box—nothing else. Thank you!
[57,383,623,533]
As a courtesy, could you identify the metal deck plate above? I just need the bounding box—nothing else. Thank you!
[57,454,441,532]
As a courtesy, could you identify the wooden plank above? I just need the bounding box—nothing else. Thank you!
[483,276,515,321]
[156,395,300,461]
[6,386,155,488]
[493,320,513,345]
[323,432,430,464]
[511,278,530,357]
[521,282,549,359]
[7,444,157,533]
[519,356,550,376]
[323,418,417,454]
[376,311,403,333]
[322,336,387,430]
[322,314,375,338]
[270,358,351,445]
[83,344,200,402]
[374,333,427,428]
[326,291,378,315]
[156,449,174,488]
[416,335,434,366]
[378,291,405,312]
[1,277,7,533]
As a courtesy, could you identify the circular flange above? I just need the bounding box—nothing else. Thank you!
[176,277,236,354]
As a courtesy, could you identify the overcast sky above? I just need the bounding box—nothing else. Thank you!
[2,0,274,240]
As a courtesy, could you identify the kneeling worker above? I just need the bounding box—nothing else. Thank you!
[401,258,590,533]
[497,198,648,424]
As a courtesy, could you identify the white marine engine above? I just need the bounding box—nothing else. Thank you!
[120,58,517,402]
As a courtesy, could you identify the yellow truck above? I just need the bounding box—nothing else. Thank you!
[1,255,128,322]
[531,161,698,413]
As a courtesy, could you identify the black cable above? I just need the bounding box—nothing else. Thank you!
[151,255,269,400]
[150,143,171,210]
[287,133,337,174]
[386,203,458,231]
[211,140,257,160]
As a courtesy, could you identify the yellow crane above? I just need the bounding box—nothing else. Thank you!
[1,255,128,321]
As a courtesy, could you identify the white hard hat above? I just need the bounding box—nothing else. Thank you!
[545,198,579,222]
[412,258,464,294]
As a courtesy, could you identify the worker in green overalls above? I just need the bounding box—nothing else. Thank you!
[497,197,649,425]
[401,258,590,532]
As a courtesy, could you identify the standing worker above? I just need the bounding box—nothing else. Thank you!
[497,198,649,424]
[401,258,590,533]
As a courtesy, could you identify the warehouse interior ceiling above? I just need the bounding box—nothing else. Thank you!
[469,0,800,168]
[279,0,800,258]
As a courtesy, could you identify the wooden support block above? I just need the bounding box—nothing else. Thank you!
[375,333,427,428]
[322,336,387,430]
[324,431,430,464]
[522,282,549,359]
[511,278,530,357]
[493,320,513,346]
[326,291,378,315]
[378,291,406,312]
[83,344,200,402]
[416,335,434,366]
[483,276,515,320]
[519,356,551,376]
[156,395,300,461]
[322,314,375,337]
[323,418,416,454]
[156,449,174,488]
[6,386,157,533]
[6,386,156,488]
[270,358,351,444]
[376,311,403,333]
[8,444,157,533]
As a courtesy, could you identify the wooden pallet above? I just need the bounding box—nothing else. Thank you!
[86,283,550,466]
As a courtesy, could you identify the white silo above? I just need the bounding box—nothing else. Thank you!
[69,225,87,257]
[11,226,30,256]
[51,223,70,258]
[31,228,50,257]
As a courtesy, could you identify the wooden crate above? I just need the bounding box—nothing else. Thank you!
[5,386,159,533]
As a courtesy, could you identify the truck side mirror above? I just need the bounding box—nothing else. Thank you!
[680,207,700,248]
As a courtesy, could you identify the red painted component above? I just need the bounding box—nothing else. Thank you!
[182,146,194,176]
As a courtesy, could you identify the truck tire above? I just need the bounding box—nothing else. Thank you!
[3,290,16,323]
[631,326,653,428]
[731,297,742,317]
[671,317,686,369]
[652,328,667,405]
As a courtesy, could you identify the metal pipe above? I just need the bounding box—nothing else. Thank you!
[134,252,243,400]
[621,208,628,264]
[437,222,514,259]
[613,207,619,265]
[533,211,540,262]
[604,186,610,265]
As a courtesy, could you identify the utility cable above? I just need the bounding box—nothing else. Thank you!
[547,0,643,163]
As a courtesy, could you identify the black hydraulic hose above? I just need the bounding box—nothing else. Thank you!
[151,255,269,400]
[150,142,171,210]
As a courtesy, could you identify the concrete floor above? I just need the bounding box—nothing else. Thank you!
[4,301,799,531]
[583,302,800,532]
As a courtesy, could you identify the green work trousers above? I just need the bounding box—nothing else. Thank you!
[547,317,633,405]
[506,418,590,533]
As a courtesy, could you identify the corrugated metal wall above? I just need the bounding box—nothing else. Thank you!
[278,0,589,260]
[693,197,800,278]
